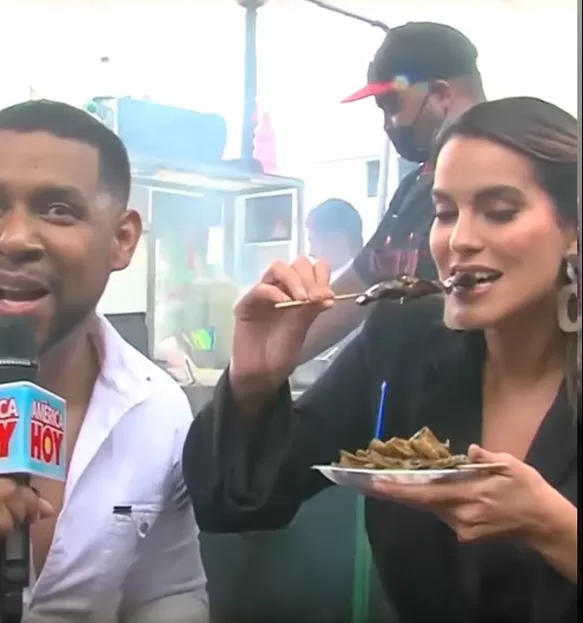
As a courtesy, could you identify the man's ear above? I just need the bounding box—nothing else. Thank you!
[110,209,142,272]
[429,80,454,110]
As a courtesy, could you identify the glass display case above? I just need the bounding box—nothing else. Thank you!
[120,162,304,390]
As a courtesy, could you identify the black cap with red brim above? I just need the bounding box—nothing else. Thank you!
[341,22,479,105]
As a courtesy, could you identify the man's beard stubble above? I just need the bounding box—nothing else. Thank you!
[39,292,101,357]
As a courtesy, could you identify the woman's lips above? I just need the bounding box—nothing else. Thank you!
[451,271,503,290]
[452,278,500,300]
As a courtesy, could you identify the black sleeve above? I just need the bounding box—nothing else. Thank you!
[352,167,421,285]
[182,300,420,534]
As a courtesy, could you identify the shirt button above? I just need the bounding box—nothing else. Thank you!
[138,521,149,537]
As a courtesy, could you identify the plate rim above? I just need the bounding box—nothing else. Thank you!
[311,463,503,476]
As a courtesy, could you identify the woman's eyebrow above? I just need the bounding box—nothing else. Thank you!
[431,188,453,202]
[473,185,524,203]
[431,185,524,203]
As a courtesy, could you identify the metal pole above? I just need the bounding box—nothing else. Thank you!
[302,0,388,31]
[236,0,269,163]
[241,6,258,162]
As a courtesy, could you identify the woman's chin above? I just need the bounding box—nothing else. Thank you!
[443,308,490,331]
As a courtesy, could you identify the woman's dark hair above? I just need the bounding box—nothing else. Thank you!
[432,96,579,420]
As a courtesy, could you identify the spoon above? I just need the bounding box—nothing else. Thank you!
[273,274,477,309]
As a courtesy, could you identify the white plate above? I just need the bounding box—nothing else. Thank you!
[312,463,506,488]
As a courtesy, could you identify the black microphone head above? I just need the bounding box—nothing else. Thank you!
[0,315,38,369]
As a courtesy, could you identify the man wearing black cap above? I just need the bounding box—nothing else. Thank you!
[300,22,486,361]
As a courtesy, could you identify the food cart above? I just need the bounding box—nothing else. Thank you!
[93,95,304,378]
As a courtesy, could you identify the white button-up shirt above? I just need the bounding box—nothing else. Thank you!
[24,316,208,623]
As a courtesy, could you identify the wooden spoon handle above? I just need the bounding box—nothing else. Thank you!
[274,293,359,309]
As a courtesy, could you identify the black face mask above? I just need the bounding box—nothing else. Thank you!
[386,91,432,163]
[387,125,429,163]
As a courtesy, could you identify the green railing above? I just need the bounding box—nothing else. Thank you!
[351,496,372,623]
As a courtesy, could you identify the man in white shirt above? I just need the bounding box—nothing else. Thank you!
[0,100,208,622]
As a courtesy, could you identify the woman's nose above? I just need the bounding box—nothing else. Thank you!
[448,213,484,255]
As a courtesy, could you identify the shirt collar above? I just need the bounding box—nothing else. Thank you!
[91,313,153,408]
[61,315,154,497]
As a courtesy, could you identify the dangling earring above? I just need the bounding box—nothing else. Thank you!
[557,260,580,333]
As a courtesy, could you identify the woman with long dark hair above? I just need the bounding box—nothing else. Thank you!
[183,97,579,622]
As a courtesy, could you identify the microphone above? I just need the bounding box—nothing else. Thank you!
[0,316,66,622]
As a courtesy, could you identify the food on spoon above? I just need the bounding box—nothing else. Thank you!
[355,276,443,306]
[333,427,470,470]
[353,272,497,307]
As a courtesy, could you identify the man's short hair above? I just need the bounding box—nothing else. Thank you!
[306,199,363,247]
[0,99,131,207]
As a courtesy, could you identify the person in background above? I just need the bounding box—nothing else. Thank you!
[184,96,578,622]
[300,22,486,362]
[0,100,207,623]
[305,198,363,276]
[291,200,364,385]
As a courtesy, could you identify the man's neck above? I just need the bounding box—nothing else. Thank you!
[448,93,486,121]
[38,316,101,412]
[330,246,360,272]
